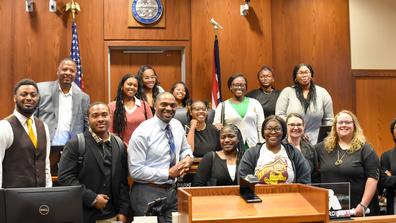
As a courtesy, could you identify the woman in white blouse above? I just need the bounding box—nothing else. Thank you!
[213,73,265,150]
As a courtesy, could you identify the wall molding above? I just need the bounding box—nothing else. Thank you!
[352,69,396,77]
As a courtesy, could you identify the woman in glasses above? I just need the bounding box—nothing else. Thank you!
[316,110,380,216]
[213,73,265,151]
[186,100,220,158]
[276,63,334,144]
[238,115,311,184]
[136,65,165,114]
[285,113,319,182]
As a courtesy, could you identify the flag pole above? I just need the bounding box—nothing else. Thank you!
[210,18,223,110]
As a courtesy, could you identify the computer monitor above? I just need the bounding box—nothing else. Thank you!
[0,189,5,223]
[4,185,83,223]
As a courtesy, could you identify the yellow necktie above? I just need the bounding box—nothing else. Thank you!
[26,118,38,149]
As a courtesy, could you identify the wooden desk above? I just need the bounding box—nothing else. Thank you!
[178,184,329,223]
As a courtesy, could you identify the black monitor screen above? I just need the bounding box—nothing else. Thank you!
[4,185,83,223]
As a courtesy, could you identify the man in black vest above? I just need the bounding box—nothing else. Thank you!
[0,79,52,188]
[58,102,129,223]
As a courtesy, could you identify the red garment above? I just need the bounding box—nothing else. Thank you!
[108,99,153,145]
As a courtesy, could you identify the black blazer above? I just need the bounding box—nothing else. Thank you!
[57,131,130,223]
[379,146,396,214]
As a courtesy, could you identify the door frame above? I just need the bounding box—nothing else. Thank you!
[104,40,191,102]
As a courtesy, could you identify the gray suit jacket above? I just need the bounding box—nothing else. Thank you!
[36,81,90,143]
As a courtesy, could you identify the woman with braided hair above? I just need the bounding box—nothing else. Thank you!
[193,124,244,186]
[108,73,153,145]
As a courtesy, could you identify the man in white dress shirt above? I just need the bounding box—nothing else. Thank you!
[128,92,193,223]
[0,79,52,188]
[36,58,90,145]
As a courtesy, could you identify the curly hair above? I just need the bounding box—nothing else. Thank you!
[113,74,148,138]
[170,81,190,107]
[136,65,161,102]
[324,110,366,153]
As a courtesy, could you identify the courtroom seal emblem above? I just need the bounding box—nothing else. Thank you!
[132,0,163,24]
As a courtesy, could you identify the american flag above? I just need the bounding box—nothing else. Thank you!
[70,21,85,91]
[211,35,222,109]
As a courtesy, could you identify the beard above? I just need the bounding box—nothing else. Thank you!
[16,101,37,116]
[393,137,396,144]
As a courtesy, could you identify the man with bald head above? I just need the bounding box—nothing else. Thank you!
[128,92,193,223]
[36,57,90,145]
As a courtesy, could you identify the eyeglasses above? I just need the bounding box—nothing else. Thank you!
[337,120,354,125]
[287,123,303,128]
[231,83,246,88]
[264,127,282,133]
[297,70,311,75]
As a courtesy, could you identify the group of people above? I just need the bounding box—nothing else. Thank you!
[0,57,395,223]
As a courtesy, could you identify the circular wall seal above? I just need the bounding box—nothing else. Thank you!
[132,0,163,25]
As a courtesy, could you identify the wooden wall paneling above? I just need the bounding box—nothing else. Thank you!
[355,76,396,156]
[104,0,190,40]
[0,0,15,118]
[12,0,70,83]
[74,0,105,103]
[104,40,191,102]
[3,0,104,109]
[191,0,272,101]
[271,0,352,113]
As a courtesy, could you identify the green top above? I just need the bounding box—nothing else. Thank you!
[229,97,250,119]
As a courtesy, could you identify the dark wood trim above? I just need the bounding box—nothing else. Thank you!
[352,69,396,77]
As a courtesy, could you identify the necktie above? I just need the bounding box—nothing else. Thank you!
[26,118,38,149]
[165,124,176,166]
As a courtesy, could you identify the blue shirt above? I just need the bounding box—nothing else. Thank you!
[128,115,192,184]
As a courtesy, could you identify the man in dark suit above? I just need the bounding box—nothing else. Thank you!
[57,102,129,223]
[36,57,90,145]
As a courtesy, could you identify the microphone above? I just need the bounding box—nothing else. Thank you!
[210,18,223,29]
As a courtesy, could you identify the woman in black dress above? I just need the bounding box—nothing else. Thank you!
[316,110,380,216]
[186,100,220,157]
[193,124,244,186]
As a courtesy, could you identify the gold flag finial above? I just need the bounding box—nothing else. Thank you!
[65,0,80,20]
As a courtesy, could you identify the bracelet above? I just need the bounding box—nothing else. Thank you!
[359,203,368,210]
